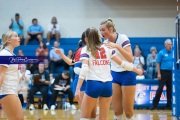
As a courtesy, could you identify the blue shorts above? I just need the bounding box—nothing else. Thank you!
[85,80,112,98]
[73,74,86,95]
[0,95,7,99]
[111,71,136,86]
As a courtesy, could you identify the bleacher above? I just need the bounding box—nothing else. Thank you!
[11,37,172,59]
[0,37,172,76]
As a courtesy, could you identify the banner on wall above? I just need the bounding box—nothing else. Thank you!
[134,84,167,105]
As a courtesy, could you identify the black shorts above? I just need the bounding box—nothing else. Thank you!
[29,34,41,40]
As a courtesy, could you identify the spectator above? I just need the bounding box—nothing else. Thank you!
[24,18,43,45]
[50,41,69,73]
[17,49,25,70]
[134,44,143,56]
[27,64,38,74]
[149,39,172,110]
[36,41,49,57]
[67,49,74,81]
[136,64,145,80]
[146,48,157,79]
[18,64,31,103]
[67,49,73,59]
[46,17,60,45]
[28,63,50,110]
[17,49,24,56]
[44,58,50,74]
[50,70,76,110]
[133,48,145,68]
[9,13,24,44]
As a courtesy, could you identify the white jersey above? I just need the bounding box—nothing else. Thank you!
[0,49,19,95]
[109,33,131,72]
[80,44,116,82]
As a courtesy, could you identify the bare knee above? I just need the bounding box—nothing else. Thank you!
[125,111,134,118]
[114,108,123,116]
[37,35,42,42]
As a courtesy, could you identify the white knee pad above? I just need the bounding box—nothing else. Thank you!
[120,61,133,71]
[114,115,123,120]
[74,67,81,75]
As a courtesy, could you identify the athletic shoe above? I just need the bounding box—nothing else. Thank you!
[50,105,56,110]
[71,104,76,110]
[29,104,35,110]
[43,104,49,110]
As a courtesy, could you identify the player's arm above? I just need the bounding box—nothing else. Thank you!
[75,59,88,101]
[76,59,88,89]
[106,42,133,62]
[0,66,8,88]
[111,55,143,75]
[54,48,74,65]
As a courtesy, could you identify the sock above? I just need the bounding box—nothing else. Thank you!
[114,115,123,120]
[96,106,99,115]
[126,115,134,120]
[80,118,93,120]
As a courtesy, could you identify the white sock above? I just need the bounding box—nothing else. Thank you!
[126,115,134,120]
[114,115,123,120]
[80,118,94,120]
[96,106,99,115]
[120,61,133,71]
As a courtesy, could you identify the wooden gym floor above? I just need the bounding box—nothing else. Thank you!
[0,106,177,120]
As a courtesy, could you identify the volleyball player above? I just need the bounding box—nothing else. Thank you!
[75,28,142,120]
[0,31,24,120]
[54,31,86,107]
[100,18,136,120]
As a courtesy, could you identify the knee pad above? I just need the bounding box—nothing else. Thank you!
[74,67,81,75]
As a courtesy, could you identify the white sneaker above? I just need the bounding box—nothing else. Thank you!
[43,104,49,110]
[29,104,35,110]
[46,42,50,46]
[65,102,71,108]
[71,104,76,110]
[50,105,56,110]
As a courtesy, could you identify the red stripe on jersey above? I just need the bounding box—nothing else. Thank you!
[122,40,130,47]
[74,48,82,62]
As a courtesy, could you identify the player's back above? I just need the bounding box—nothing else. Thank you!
[81,44,115,82]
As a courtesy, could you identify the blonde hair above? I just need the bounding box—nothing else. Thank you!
[100,18,116,32]
[85,28,102,58]
[1,31,16,50]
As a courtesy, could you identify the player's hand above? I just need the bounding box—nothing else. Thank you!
[75,89,81,103]
[136,69,143,75]
[11,18,14,22]
[39,79,44,82]
[53,47,62,55]
[105,42,118,49]
[157,73,161,80]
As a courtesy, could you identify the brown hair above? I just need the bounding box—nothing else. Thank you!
[51,16,57,24]
[100,18,116,32]
[85,28,102,58]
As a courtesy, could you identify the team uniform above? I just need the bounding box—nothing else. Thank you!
[110,33,136,86]
[72,47,86,94]
[80,44,116,98]
[0,49,19,99]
